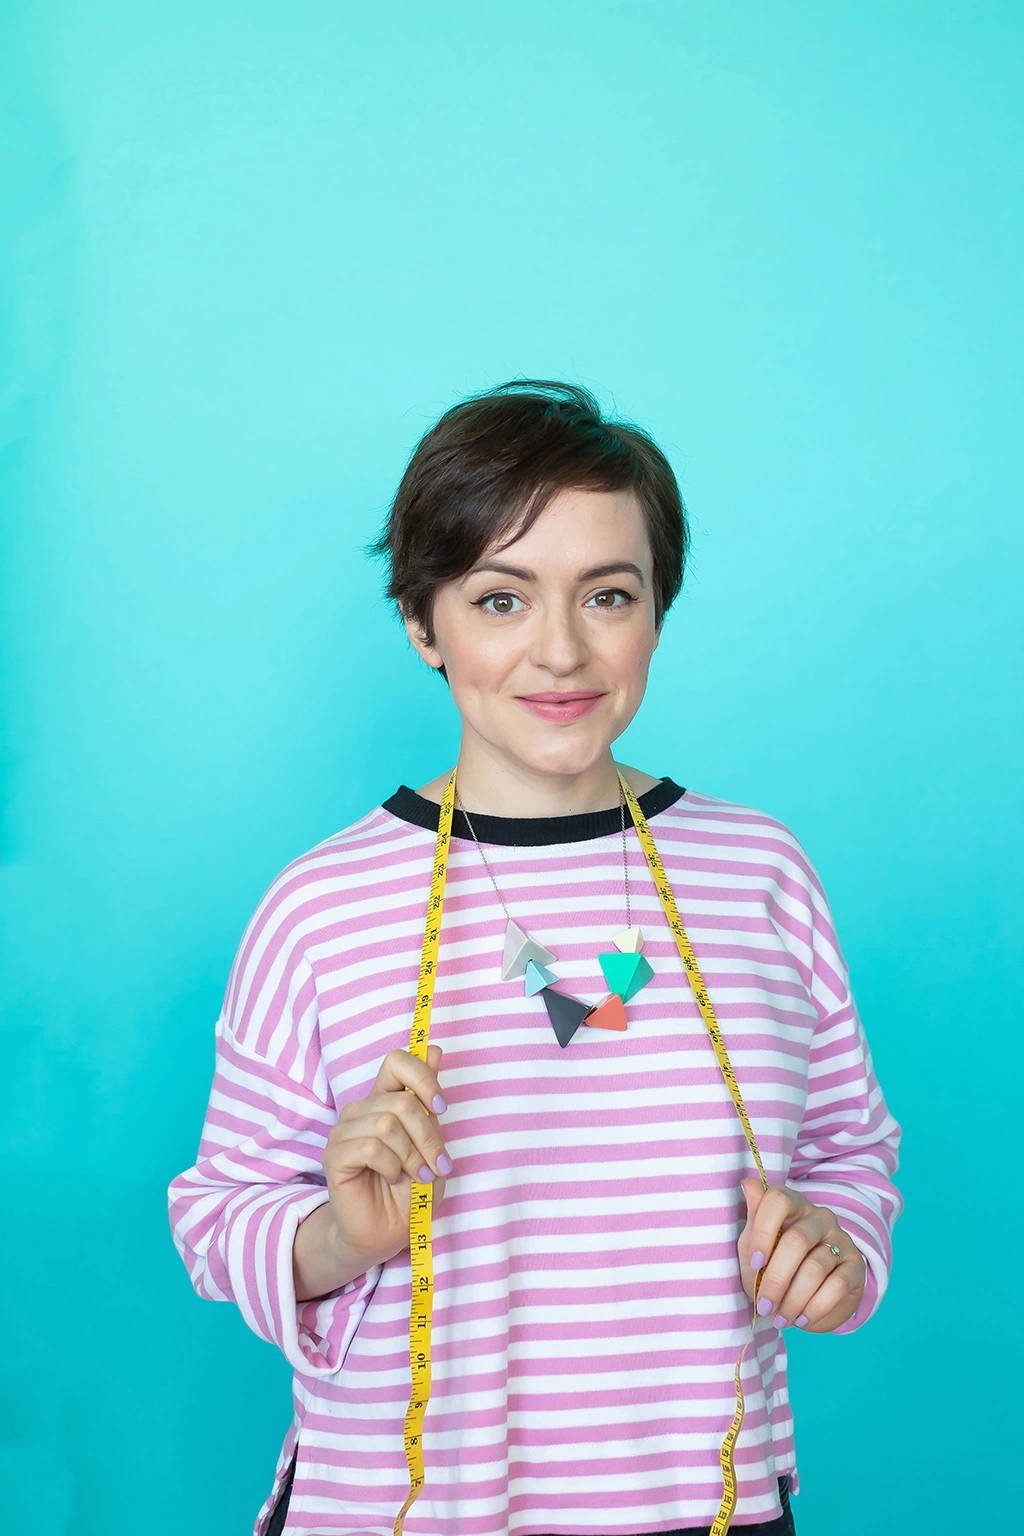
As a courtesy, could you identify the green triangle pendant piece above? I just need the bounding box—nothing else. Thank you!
[598,950,654,1003]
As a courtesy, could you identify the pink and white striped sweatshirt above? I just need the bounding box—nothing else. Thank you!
[168,778,903,1536]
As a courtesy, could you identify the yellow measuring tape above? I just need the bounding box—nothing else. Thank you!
[617,772,771,1536]
[392,767,456,1536]
[394,767,772,1536]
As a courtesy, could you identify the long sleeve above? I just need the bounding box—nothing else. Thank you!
[783,865,904,1335]
[167,910,382,1376]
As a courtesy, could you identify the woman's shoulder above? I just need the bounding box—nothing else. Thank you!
[237,797,433,948]
[655,786,827,899]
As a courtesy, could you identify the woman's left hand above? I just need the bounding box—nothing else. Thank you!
[737,1177,867,1333]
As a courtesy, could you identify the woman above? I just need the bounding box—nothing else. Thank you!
[169,380,902,1536]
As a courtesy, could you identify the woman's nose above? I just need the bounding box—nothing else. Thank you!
[528,604,589,672]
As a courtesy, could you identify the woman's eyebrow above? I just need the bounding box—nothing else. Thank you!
[461,561,645,586]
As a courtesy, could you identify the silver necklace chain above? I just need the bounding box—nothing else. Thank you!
[453,774,632,930]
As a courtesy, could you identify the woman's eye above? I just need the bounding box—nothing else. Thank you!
[586,589,636,609]
[473,588,636,615]
[475,592,524,615]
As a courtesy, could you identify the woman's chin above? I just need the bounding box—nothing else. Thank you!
[494,734,615,780]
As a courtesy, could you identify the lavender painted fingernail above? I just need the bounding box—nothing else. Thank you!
[756,1296,774,1316]
[436,1152,453,1175]
[773,1315,788,1329]
[416,1165,434,1182]
[795,1315,809,1328]
[750,1250,767,1270]
[432,1094,448,1114]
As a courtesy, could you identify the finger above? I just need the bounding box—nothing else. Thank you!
[327,1125,450,1205]
[327,1108,416,1179]
[780,1257,863,1332]
[745,1184,812,1276]
[341,1102,450,1182]
[382,1090,452,1176]
[767,1239,847,1328]
[327,1122,408,1187]
[752,1208,833,1315]
[373,1046,448,1116]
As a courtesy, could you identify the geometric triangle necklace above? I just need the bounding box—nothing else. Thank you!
[454,777,654,1047]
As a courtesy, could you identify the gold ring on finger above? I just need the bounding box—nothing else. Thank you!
[825,1242,841,1257]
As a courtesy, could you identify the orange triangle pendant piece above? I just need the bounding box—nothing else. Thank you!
[583,993,628,1032]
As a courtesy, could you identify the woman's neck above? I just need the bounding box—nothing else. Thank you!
[414,751,662,817]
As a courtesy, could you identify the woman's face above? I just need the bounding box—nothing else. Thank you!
[404,486,661,781]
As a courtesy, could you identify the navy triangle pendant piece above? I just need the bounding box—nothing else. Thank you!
[539,986,593,1049]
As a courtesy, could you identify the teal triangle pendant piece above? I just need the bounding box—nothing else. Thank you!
[524,959,558,996]
[598,950,654,1003]
[539,987,593,1048]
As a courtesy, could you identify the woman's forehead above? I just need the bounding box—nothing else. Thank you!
[481,488,652,564]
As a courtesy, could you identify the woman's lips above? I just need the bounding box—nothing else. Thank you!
[516,693,605,723]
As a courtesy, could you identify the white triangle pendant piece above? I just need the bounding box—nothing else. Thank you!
[500,920,557,982]
[613,927,644,954]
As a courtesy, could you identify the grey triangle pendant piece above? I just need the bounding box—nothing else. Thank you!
[500,919,557,982]
[539,987,593,1049]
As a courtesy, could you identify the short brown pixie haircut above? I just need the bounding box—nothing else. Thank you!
[366,379,687,680]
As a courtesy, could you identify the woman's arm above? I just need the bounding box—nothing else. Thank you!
[170,936,452,1355]
[170,983,379,1382]
[781,987,903,1332]
[293,1043,452,1302]
[730,825,904,1334]
[733,990,902,1334]
[755,837,904,1333]
[293,1202,367,1301]
[168,999,375,1376]
[168,939,388,1377]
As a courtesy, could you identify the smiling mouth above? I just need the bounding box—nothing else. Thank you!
[515,692,605,722]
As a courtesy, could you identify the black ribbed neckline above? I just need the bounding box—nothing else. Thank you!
[381,776,686,847]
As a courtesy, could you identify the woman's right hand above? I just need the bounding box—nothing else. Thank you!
[319,1043,452,1270]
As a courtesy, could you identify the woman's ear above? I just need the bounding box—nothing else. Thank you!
[400,603,444,670]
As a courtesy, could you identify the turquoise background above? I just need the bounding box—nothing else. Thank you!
[2,4,1021,1532]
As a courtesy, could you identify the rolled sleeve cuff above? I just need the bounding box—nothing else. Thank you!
[210,1184,381,1375]
[788,1180,890,1335]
